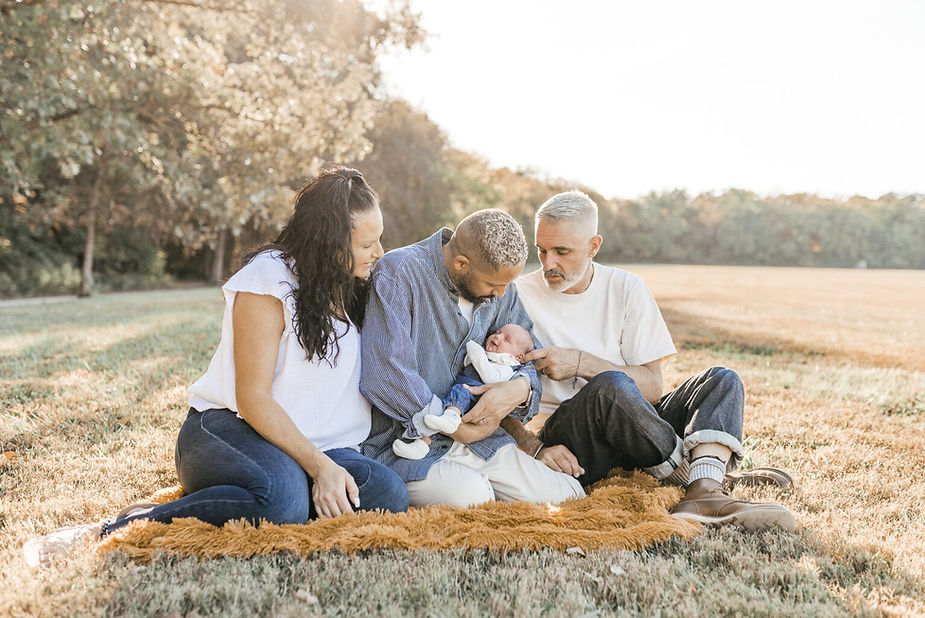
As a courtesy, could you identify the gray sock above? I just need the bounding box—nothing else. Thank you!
[689,456,726,484]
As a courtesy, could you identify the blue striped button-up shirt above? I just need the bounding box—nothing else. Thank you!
[360,228,541,481]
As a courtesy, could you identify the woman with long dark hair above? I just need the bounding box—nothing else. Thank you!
[24,167,409,568]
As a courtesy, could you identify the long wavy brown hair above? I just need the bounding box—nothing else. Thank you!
[243,166,380,364]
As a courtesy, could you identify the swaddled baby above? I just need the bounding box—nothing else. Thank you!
[392,323,535,460]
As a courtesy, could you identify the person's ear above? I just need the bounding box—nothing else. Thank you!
[516,352,526,362]
[453,254,470,273]
[589,235,603,259]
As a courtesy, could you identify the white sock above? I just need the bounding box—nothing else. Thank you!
[689,456,727,484]
[392,438,430,460]
[423,409,461,433]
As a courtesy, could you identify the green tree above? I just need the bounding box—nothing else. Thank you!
[1,0,422,293]
[1,1,194,294]
[350,99,452,248]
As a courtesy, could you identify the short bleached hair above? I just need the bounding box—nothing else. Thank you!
[536,190,599,233]
[458,209,528,270]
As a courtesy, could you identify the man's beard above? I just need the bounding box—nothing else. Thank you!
[455,272,494,304]
[543,267,583,292]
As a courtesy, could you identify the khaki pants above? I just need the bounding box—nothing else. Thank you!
[406,442,585,508]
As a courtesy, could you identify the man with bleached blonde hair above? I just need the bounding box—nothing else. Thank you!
[510,190,795,531]
[360,208,585,508]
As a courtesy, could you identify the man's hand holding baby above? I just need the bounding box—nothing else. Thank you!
[459,377,530,427]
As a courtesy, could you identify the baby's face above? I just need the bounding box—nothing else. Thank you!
[485,324,534,357]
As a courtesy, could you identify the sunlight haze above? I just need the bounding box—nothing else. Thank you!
[378,0,925,200]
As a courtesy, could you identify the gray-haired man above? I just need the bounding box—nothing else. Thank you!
[360,209,584,508]
[503,191,795,530]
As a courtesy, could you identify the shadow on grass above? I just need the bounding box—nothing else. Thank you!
[661,305,925,418]
[660,305,824,361]
[0,311,218,378]
[0,288,222,338]
[1,318,218,453]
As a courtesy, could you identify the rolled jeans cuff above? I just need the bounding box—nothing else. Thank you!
[403,395,445,439]
[643,435,685,480]
[683,430,744,471]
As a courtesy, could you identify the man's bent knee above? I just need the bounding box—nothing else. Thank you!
[706,366,744,394]
[587,370,642,401]
[531,472,584,504]
[587,371,670,441]
[406,463,495,508]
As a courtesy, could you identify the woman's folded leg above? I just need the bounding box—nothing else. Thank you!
[103,409,311,535]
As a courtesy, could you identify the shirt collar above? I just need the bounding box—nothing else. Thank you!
[426,227,458,294]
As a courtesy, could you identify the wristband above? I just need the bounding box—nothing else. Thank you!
[532,444,544,458]
[571,350,583,388]
[516,376,532,407]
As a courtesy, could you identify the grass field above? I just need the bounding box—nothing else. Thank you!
[1,265,924,617]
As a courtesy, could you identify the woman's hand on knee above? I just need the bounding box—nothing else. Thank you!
[311,460,360,518]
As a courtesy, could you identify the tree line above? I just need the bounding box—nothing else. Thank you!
[2,1,923,298]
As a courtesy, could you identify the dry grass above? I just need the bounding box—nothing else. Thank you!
[632,264,925,371]
[1,266,923,616]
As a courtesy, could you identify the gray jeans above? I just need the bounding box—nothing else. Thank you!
[539,367,745,486]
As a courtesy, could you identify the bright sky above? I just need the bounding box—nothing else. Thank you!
[377,0,925,200]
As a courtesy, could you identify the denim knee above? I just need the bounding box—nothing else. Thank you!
[708,366,744,397]
[328,449,410,513]
[686,366,745,441]
[587,370,640,401]
[589,371,658,425]
[371,469,410,513]
[256,461,311,525]
[353,457,410,513]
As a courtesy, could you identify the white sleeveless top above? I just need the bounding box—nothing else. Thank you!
[188,250,372,451]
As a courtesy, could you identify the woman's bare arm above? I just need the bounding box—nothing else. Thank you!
[232,292,358,518]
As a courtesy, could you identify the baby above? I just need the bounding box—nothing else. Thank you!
[392,323,536,460]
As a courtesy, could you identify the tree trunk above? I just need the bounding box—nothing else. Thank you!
[78,166,104,297]
[209,227,227,284]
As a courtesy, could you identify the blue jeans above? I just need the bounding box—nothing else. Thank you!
[442,370,483,414]
[102,409,409,535]
[539,367,745,486]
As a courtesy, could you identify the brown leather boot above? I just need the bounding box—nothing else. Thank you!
[670,479,796,531]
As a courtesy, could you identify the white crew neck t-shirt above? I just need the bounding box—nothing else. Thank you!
[515,264,677,415]
[188,250,371,451]
[457,297,475,326]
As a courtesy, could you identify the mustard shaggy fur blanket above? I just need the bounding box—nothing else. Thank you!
[98,471,700,562]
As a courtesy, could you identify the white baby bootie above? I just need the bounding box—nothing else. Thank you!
[392,438,430,460]
[423,408,462,433]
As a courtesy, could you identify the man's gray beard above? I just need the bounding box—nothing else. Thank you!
[544,269,581,292]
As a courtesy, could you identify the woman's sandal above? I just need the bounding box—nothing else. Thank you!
[22,501,161,569]
[723,466,793,491]
[22,522,103,569]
